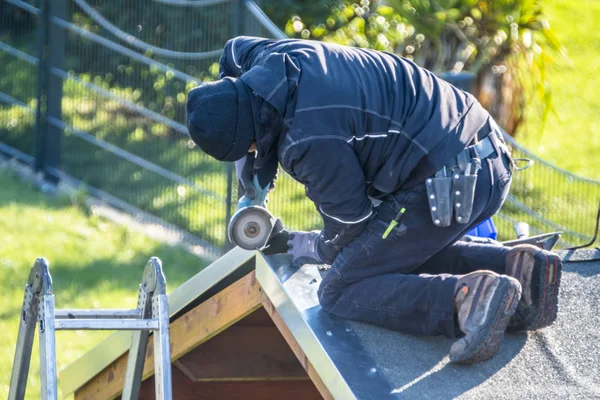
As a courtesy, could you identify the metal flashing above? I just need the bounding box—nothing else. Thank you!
[255,253,397,399]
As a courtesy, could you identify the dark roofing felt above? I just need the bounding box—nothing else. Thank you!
[264,249,600,399]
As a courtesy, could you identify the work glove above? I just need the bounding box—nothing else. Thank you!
[287,231,323,267]
[235,153,278,202]
[235,153,257,200]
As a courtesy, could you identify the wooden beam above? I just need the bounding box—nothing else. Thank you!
[75,272,262,400]
[138,367,322,400]
[260,292,333,400]
[175,325,308,381]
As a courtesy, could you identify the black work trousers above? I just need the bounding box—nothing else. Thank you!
[317,130,514,338]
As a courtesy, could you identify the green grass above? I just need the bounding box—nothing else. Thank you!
[0,169,208,399]
[517,0,600,180]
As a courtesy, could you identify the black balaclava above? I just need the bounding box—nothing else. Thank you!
[186,77,256,162]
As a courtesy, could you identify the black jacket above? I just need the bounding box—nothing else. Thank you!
[219,36,491,263]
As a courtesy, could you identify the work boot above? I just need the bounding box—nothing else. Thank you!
[450,271,521,364]
[504,245,562,332]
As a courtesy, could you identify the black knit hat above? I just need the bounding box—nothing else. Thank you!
[186,78,255,161]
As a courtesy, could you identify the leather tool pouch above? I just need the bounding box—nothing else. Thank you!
[452,158,481,224]
[425,170,454,227]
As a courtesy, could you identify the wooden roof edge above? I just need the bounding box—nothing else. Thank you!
[74,270,262,399]
[60,246,255,398]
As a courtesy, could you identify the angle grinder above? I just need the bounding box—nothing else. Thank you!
[228,175,276,250]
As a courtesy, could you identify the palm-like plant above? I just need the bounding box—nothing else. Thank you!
[388,0,566,133]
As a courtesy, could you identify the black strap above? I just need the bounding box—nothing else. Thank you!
[401,133,498,190]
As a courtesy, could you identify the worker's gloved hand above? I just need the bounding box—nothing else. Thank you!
[255,155,279,194]
[255,165,278,208]
[287,231,322,267]
[235,153,257,200]
[235,153,278,203]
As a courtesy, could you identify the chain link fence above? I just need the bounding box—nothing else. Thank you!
[0,0,598,258]
[495,136,600,246]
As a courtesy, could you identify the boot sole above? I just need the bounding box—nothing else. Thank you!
[508,250,562,332]
[450,277,521,364]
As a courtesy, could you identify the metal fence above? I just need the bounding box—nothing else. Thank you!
[496,136,600,247]
[0,0,598,258]
[0,0,287,258]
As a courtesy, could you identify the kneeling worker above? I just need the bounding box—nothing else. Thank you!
[186,36,561,364]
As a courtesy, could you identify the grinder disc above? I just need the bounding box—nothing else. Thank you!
[228,206,274,250]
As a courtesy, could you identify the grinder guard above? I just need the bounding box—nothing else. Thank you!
[228,206,275,250]
[228,175,275,250]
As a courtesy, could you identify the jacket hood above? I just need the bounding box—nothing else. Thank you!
[235,40,300,172]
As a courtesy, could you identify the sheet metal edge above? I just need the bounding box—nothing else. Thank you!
[255,253,357,400]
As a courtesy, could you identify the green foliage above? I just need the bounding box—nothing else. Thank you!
[284,2,406,51]
[386,0,562,69]
[262,0,340,29]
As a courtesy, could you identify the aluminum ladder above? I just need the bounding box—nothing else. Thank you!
[8,257,173,399]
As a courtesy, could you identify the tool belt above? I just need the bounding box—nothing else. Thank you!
[425,131,508,227]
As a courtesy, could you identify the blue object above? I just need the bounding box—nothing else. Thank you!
[466,218,497,240]
[237,175,270,209]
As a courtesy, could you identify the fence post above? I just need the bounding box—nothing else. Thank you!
[44,0,66,184]
[242,0,264,36]
[34,0,49,173]
[33,0,66,183]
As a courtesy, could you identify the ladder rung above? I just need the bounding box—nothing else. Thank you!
[54,319,159,331]
[55,309,142,319]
